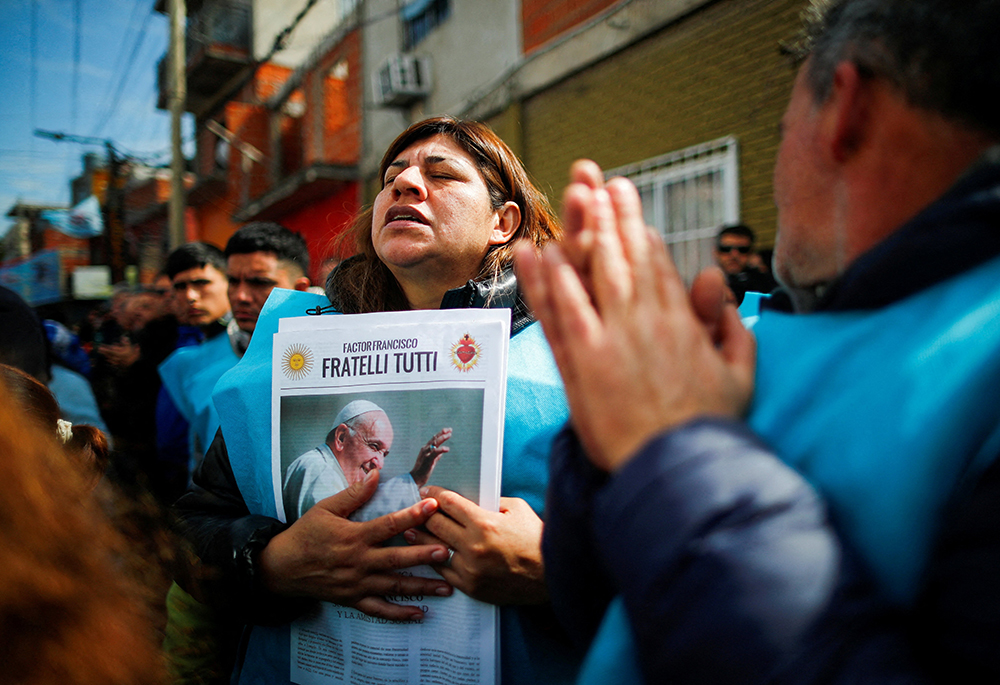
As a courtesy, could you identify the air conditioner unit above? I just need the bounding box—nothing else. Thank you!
[374,54,432,107]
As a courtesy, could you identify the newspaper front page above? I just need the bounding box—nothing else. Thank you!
[272,309,510,685]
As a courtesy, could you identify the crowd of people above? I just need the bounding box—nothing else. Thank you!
[1,0,999,683]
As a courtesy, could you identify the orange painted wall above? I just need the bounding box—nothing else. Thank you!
[522,0,620,53]
[276,181,360,284]
[303,29,362,167]
[256,63,293,101]
[196,201,237,249]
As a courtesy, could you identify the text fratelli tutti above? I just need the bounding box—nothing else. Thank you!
[321,350,439,378]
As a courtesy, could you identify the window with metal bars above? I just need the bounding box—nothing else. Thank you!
[606,137,740,284]
[402,0,451,50]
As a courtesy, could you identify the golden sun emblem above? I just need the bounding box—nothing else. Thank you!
[450,333,482,372]
[282,344,314,380]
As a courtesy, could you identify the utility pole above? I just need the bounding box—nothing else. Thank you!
[105,141,125,283]
[168,0,187,250]
[34,129,127,283]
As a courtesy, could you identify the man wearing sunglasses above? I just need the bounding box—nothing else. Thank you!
[714,224,776,304]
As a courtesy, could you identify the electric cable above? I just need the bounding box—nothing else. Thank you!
[72,0,81,133]
[91,1,157,137]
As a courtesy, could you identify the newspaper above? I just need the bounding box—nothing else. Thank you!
[272,309,510,685]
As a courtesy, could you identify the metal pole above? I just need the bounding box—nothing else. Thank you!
[168,0,187,249]
[106,142,125,283]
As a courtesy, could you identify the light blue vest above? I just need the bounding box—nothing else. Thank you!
[576,254,1000,684]
[211,288,577,685]
[159,330,240,472]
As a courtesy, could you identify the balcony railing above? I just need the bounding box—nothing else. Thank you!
[156,0,252,115]
[186,0,251,66]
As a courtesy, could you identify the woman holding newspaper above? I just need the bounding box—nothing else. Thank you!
[174,117,579,684]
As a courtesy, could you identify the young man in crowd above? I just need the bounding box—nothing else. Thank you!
[159,226,310,477]
[159,225,310,684]
[224,222,311,356]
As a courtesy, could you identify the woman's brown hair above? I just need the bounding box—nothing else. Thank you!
[0,364,109,480]
[328,117,561,313]
[0,378,165,684]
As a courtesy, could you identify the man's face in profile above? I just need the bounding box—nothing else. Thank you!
[332,411,395,485]
[715,234,753,275]
[773,61,840,290]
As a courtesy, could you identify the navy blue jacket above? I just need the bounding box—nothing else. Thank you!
[543,150,1000,684]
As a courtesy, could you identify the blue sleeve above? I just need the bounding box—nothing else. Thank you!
[908,454,1000,681]
[542,425,617,649]
[591,418,842,682]
[546,418,943,685]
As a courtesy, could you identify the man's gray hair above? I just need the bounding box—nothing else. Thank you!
[787,0,1000,138]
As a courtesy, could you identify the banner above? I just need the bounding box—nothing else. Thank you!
[0,249,62,305]
[40,195,104,238]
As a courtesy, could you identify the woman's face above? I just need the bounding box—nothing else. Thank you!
[372,134,517,297]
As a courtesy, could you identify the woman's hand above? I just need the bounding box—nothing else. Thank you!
[259,470,454,621]
[96,339,140,368]
[405,487,548,606]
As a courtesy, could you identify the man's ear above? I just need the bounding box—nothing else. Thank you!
[489,201,522,246]
[823,61,871,163]
[331,424,349,450]
[293,276,311,292]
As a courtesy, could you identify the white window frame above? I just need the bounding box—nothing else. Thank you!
[606,136,740,283]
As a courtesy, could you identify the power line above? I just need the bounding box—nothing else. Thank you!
[0,148,84,158]
[117,71,171,153]
[119,126,196,162]
[89,0,146,134]
[72,0,82,133]
[232,1,398,110]
[90,0,157,138]
[30,1,38,143]
[263,0,323,64]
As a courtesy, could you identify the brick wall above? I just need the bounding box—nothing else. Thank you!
[123,176,172,215]
[226,101,270,205]
[303,30,362,168]
[40,230,90,274]
[197,126,216,177]
[277,89,306,177]
[518,0,806,247]
[255,63,293,101]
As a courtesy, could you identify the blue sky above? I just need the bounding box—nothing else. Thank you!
[0,0,193,237]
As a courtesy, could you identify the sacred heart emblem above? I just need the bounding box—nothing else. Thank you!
[450,333,482,372]
[457,342,476,363]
